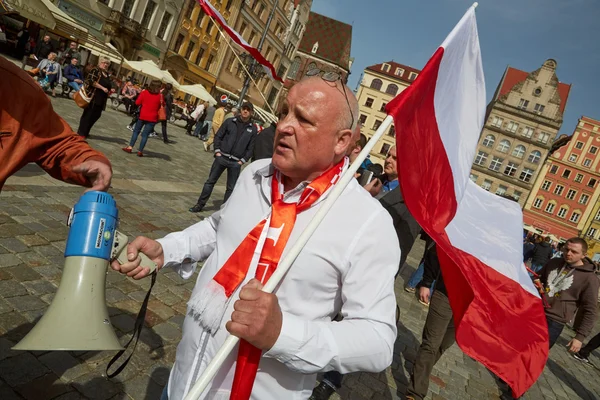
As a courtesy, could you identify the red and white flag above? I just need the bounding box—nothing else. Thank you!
[197,0,283,82]
[385,5,548,397]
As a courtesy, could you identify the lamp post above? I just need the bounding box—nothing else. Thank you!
[236,0,278,108]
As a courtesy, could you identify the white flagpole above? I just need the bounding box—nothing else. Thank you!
[184,116,394,400]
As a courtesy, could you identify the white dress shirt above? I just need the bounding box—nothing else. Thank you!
[157,159,401,400]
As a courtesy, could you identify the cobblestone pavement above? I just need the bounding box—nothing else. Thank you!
[1,97,600,400]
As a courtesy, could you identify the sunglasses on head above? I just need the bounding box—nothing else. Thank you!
[305,68,354,130]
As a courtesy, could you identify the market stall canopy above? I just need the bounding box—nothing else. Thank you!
[546,234,559,242]
[3,0,56,29]
[123,60,165,80]
[160,69,180,89]
[523,224,537,233]
[179,84,217,105]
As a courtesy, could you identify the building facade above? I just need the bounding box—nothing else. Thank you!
[282,11,353,100]
[523,117,600,242]
[355,61,420,165]
[162,0,241,91]
[469,59,571,206]
[215,0,311,111]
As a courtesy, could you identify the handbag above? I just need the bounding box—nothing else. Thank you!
[158,94,167,121]
[38,76,50,89]
[73,87,93,109]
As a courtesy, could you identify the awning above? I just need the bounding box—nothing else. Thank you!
[42,0,87,34]
[81,37,122,64]
[179,84,217,105]
[124,60,166,80]
[215,86,278,124]
[3,0,56,29]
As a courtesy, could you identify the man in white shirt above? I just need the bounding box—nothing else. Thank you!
[111,74,401,400]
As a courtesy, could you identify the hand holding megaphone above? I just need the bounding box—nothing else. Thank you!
[110,236,164,280]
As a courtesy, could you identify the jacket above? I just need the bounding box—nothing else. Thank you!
[211,107,225,133]
[136,90,161,123]
[531,242,552,265]
[191,104,205,120]
[0,56,110,190]
[63,64,82,82]
[35,40,53,59]
[540,258,600,341]
[252,123,275,161]
[37,59,62,82]
[163,91,174,119]
[214,117,257,163]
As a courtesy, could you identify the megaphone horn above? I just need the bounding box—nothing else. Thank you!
[12,191,156,351]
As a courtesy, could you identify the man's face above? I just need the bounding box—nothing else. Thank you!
[273,78,353,183]
[70,42,77,50]
[384,146,398,178]
[44,35,50,43]
[240,107,252,121]
[71,58,78,65]
[563,242,585,265]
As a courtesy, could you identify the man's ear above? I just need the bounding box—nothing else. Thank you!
[335,128,354,156]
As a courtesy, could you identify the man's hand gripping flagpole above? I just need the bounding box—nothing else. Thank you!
[184,116,395,400]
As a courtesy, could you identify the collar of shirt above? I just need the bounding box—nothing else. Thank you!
[383,179,399,192]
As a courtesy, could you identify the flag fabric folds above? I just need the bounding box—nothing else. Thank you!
[385,5,548,397]
[197,0,283,82]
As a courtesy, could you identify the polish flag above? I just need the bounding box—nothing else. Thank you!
[385,4,548,397]
[197,0,283,82]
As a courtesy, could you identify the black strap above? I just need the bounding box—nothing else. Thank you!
[106,270,157,378]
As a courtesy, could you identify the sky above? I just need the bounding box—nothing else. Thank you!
[310,0,600,136]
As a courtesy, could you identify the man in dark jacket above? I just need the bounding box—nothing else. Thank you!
[531,236,552,273]
[35,35,54,60]
[189,102,257,212]
[252,122,276,161]
[63,58,84,92]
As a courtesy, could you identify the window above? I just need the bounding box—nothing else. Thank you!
[395,67,404,76]
[541,180,552,191]
[195,46,205,64]
[122,0,134,18]
[373,120,382,130]
[518,98,529,110]
[381,63,391,72]
[205,54,214,71]
[257,2,265,18]
[504,162,518,177]
[569,154,578,162]
[475,151,488,166]
[358,114,367,124]
[185,41,195,60]
[267,87,278,107]
[584,159,592,167]
[489,156,503,172]
[557,207,568,218]
[469,174,478,183]
[226,55,235,72]
[379,143,391,155]
[196,9,205,27]
[587,228,597,238]
[184,0,194,19]
[491,116,503,128]
[388,126,395,138]
[562,169,571,179]
[141,1,157,29]
[528,150,542,163]
[576,141,584,149]
[408,72,418,81]
[550,165,558,174]
[379,102,387,112]
[364,98,374,108]
[570,212,581,223]
[386,84,399,96]
[370,79,382,91]
[534,103,545,114]
[575,174,584,183]
[482,134,495,147]
[589,178,597,187]
[533,198,543,208]
[240,22,247,36]
[545,203,555,213]
[595,209,600,221]
[481,180,492,191]
[157,12,172,39]
[225,0,233,9]
[590,146,598,154]
[553,185,564,195]
[506,121,519,133]
[566,189,577,200]
[520,168,533,183]
[174,33,185,53]
[537,132,550,144]
[580,194,590,205]
[496,185,508,196]
[287,57,301,79]
[497,139,511,153]
[522,126,534,138]
[247,30,256,45]
[512,145,526,158]
[513,191,522,201]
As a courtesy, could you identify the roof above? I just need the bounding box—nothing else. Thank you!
[581,116,600,126]
[498,66,571,114]
[366,61,421,84]
[297,12,352,71]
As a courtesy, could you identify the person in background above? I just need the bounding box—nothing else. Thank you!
[122,79,162,157]
[531,236,552,274]
[77,57,114,138]
[252,122,276,161]
[62,41,81,65]
[35,35,54,60]
[36,52,62,97]
[183,104,196,134]
[200,102,216,141]
[63,57,84,92]
[523,237,535,263]
[121,80,138,115]
[224,106,238,121]
[189,101,206,137]
[0,56,112,192]
[159,83,174,144]
[204,104,226,152]
[16,27,30,60]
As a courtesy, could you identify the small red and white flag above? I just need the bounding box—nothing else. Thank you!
[197,0,283,82]
[385,4,548,397]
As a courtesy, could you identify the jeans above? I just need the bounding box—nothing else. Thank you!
[193,120,205,137]
[322,370,343,389]
[407,290,455,400]
[129,119,156,152]
[407,261,425,288]
[579,331,600,357]
[160,385,168,400]
[531,263,544,274]
[68,81,81,92]
[201,121,212,140]
[547,316,564,349]
[196,156,241,207]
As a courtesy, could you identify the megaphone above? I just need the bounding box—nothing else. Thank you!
[12,191,156,351]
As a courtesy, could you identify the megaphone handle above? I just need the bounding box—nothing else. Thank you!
[112,231,158,273]
[106,270,157,378]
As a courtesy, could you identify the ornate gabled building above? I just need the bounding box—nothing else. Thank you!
[469,59,571,206]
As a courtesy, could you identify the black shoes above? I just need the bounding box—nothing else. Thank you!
[309,382,336,400]
[189,204,203,213]
[573,352,590,363]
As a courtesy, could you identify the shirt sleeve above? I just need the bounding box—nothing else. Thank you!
[156,209,222,279]
[85,67,100,88]
[241,128,257,164]
[574,276,600,341]
[263,208,400,374]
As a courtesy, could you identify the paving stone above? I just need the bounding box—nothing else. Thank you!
[17,252,50,267]
[0,253,23,267]
[147,299,175,320]
[33,264,63,279]
[71,372,122,400]
[5,265,42,281]
[6,295,48,312]
[0,352,49,386]
[105,288,129,304]
[112,313,136,333]
[14,372,72,400]
[22,279,57,296]
[39,352,91,383]
[155,290,182,306]
[32,244,64,257]
[144,309,164,327]
[0,223,33,238]
[0,297,14,314]
[0,238,30,253]
[17,234,50,247]
[0,383,21,400]
[122,373,163,400]
[167,314,185,328]
[151,322,181,342]
[0,279,28,297]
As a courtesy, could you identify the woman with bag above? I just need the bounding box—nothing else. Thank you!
[36,52,62,97]
[77,57,113,138]
[122,80,162,157]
